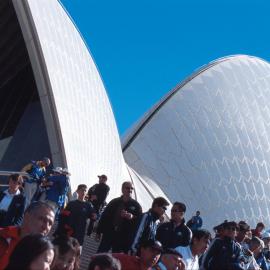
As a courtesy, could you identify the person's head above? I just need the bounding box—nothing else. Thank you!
[41,157,51,168]
[121,181,134,198]
[236,221,251,243]
[196,211,200,216]
[22,202,55,236]
[213,221,225,238]
[8,174,23,193]
[5,234,54,270]
[170,202,186,223]
[249,236,264,257]
[52,236,80,270]
[152,197,170,218]
[222,221,239,240]
[262,232,270,249]
[98,175,107,184]
[191,229,211,255]
[256,222,265,232]
[76,184,87,201]
[139,239,162,268]
[88,254,121,270]
[160,249,183,270]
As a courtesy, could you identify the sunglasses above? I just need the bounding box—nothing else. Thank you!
[124,186,134,190]
[171,209,183,213]
[227,227,237,231]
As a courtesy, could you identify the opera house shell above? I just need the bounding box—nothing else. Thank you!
[1,0,270,228]
[123,55,270,228]
[0,0,130,199]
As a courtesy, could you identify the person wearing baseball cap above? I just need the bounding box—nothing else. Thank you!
[86,174,110,236]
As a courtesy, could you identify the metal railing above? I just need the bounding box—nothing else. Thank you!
[0,170,30,187]
[0,170,30,177]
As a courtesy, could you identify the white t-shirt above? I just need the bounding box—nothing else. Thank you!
[175,245,199,270]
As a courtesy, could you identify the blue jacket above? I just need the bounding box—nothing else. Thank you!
[26,161,46,183]
[131,210,160,253]
[203,237,245,270]
[0,190,26,227]
[46,175,69,208]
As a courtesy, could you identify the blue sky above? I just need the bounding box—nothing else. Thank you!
[61,0,269,135]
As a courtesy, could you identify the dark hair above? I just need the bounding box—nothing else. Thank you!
[173,202,186,212]
[222,221,239,230]
[53,235,80,257]
[256,222,265,229]
[152,197,169,208]
[238,221,250,232]
[88,254,121,270]
[191,229,211,245]
[8,174,22,183]
[77,184,87,191]
[25,201,55,215]
[5,234,54,270]
[121,181,132,189]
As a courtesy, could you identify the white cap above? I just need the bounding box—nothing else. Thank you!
[62,168,71,176]
[52,167,62,174]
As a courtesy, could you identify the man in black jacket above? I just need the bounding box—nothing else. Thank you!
[88,174,110,214]
[156,201,192,249]
[0,174,26,227]
[96,181,142,253]
[87,174,110,236]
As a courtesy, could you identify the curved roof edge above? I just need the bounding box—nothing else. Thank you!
[12,0,67,167]
[122,54,269,151]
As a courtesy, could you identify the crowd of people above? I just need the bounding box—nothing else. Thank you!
[0,157,270,270]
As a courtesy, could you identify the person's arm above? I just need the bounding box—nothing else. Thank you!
[21,163,32,172]
[11,195,26,226]
[98,185,110,205]
[155,223,165,245]
[199,217,203,228]
[96,199,115,234]
[130,213,148,254]
[181,227,192,246]
[202,238,221,269]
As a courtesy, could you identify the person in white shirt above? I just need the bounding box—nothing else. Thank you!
[152,248,185,270]
[0,174,26,227]
[176,229,211,270]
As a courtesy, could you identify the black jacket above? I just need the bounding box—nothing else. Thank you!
[156,220,192,249]
[97,196,142,235]
[55,200,95,245]
[88,183,110,211]
[0,190,26,227]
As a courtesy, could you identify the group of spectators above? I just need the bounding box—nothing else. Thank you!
[0,157,270,270]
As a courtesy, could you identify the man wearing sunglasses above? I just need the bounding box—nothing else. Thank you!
[130,196,169,255]
[156,202,191,249]
[96,181,142,253]
[202,221,245,270]
[0,174,25,227]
